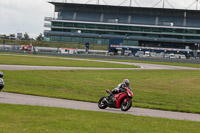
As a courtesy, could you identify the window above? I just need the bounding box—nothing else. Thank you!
[52,22,62,27]
[63,23,74,27]
[118,26,129,30]
[85,24,96,28]
[107,25,117,30]
[96,25,107,29]
[74,23,85,28]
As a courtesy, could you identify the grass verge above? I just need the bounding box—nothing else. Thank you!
[1,52,200,68]
[0,54,138,68]
[0,104,199,133]
[2,70,200,114]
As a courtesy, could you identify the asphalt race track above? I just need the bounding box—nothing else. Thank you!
[0,64,199,70]
[0,92,200,122]
[0,54,200,122]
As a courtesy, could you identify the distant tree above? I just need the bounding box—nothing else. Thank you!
[36,33,44,41]
[24,32,29,40]
[9,34,15,38]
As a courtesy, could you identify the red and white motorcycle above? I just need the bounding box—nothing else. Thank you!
[98,87,133,111]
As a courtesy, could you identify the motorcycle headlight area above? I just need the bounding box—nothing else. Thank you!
[128,92,131,97]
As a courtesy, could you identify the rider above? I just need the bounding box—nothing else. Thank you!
[110,79,131,96]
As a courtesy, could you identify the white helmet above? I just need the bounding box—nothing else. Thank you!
[123,79,130,87]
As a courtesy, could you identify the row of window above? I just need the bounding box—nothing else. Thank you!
[52,22,200,34]
[46,36,138,45]
[51,28,200,40]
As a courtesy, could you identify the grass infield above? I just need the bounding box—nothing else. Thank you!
[0,54,138,68]
[0,53,200,68]
[2,70,200,114]
[0,104,199,133]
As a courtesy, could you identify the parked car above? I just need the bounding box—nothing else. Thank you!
[179,55,186,59]
[169,53,175,59]
[144,51,150,57]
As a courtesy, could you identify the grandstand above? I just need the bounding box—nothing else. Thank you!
[44,1,200,56]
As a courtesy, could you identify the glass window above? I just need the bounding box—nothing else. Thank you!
[141,27,150,32]
[63,29,71,32]
[96,25,107,29]
[52,22,63,27]
[107,25,117,30]
[62,37,72,42]
[175,29,184,33]
[63,23,74,27]
[186,29,196,34]
[151,28,161,32]
[162,28,173,33]
[118,26,129,30]
[51,36,61,41]
[52,28,62,32]
[85,24,96,28]
[74,23,85,28]
[130,27,140,31]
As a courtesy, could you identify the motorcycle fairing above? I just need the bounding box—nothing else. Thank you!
[114,92,127,108]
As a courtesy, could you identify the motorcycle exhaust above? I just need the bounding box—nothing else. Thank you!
[103,97,109,104]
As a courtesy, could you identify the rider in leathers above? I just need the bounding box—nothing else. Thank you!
[110,79,131,96]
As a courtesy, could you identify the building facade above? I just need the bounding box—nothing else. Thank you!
[44,2,200,51]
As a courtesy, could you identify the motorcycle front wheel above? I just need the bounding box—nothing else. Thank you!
[98,97,108,109]
[121,99,132,111]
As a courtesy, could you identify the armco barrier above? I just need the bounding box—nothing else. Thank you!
[0,49,200,64]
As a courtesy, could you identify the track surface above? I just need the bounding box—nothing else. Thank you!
[0,54,200,122]
[0,63,199,70]
[0,92,200,122]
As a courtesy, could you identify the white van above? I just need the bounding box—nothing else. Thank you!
[144,51,150,57]
[169,53,175,59]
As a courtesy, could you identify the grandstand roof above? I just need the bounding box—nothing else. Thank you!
[50,2,200,18]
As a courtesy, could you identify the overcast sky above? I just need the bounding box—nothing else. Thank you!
[0,0,199,38]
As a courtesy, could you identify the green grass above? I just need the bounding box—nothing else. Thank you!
[0,104,199,133]
[2,70,200,114]
[0,54,138,68]
[1,52,200,68]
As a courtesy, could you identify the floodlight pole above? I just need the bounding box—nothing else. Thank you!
[163,0,165,8]
[187,0,200,10]
[130,0,132,7]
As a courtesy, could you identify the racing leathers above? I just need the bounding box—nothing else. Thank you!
[111,83,126,96]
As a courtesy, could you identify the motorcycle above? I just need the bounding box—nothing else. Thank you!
[98,87,133,111]
[0,72,4,91]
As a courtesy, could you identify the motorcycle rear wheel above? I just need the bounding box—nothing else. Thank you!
[98,97,108,109]
[121,99,132,111]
